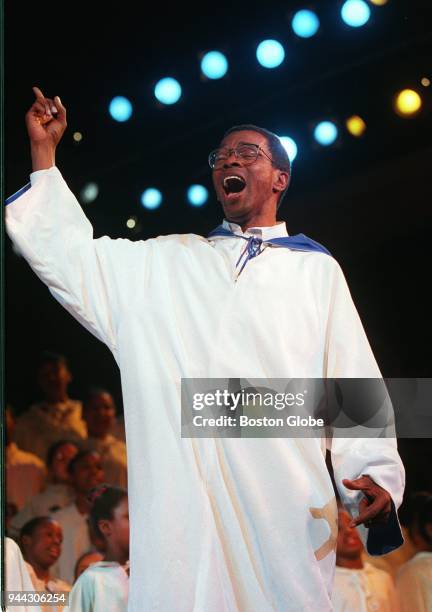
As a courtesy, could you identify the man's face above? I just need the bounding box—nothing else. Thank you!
[24,520,63,569]
[84,393,116,438]
[211,130,288,224]
[71,452,105,494]
[37,361,71,399]
[336,510,363,559]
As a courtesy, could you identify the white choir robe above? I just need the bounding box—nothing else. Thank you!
[25,562,71,612]
[4,537,42,612]
[332,563,399,611]
[49,503,93,585]
[10,483,75,539]
[68,562,129,612]
[6,166,405,612]
[396,552,432,612]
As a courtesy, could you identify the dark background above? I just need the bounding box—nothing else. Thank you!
[5,1,432,492]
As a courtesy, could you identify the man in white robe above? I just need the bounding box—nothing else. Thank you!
[5,87,405,611]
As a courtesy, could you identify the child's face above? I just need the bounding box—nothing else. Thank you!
[108,497,130,556]
[25,520,63,569]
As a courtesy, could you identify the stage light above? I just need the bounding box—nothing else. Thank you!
[187,185,208,207]
[109,96,133,122]
[141,188,162,210]
[369,0,388,5]
[279,136,298,162]
[73,131,83,142]
[291,10,320,38]
[256,40,285,69]
[81,182,99,203]
[421,77,430,87]
[314,121,338,146]
[126,217,137,229]
[341,0,371,27]
[346,115,366,137]
[201,51,228,79]
[154,78,182,105]
[394,89,422,116]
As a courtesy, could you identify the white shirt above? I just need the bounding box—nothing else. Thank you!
[25,562,71,612]
[5,167,405,612]
[396,551,432,612]
[49,503,93,585]
[10,483,75,538]
[6,442,46,510]
[82,434,127,488]
[68,562,129,612]
[14,399,87,461]
[4,537,42,612]
[332,563,399,611]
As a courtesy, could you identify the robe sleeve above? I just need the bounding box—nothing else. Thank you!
[324,260,405,555]
[68,571,95,612]
[5,167,151,358]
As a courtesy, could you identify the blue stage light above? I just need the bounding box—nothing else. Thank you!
[314,122,338,146]
[109,96,133,122]
[81,182,99,203]
[256,40,285,69]
[154,78,182,105]
[141,188,162,210]
[279,136,298,162]
[201,51,228,79]
[341,0,371,27]
[187,185,208,207]
[291,10,320,38]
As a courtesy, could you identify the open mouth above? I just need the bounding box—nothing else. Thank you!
[223,175,246,195]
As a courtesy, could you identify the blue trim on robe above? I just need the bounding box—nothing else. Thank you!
[5,182,31,206]
[208,225,331,256]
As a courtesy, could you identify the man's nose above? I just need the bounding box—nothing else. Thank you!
[223,158,242,169]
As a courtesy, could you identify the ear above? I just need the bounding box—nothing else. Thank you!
[21,534,32,551]
[97,519,112,538]
[273,170,290,194]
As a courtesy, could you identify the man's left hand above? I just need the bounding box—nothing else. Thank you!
[342,475,392,528]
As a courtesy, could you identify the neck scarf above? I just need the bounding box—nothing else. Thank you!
[208,225,331,274]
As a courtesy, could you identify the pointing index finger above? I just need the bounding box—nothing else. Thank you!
[32,86,45,100]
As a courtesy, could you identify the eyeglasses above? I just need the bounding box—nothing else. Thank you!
[208,142,274,169]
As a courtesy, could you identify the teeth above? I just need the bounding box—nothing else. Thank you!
[223,175,245,187]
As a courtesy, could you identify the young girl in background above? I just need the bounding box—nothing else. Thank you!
[69,485,129,611]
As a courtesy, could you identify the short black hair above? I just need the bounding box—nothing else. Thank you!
[37,350,69,370]
[402,491,432,544]
[83,386,112,409]
[46,439,78,468]
[222,124,291,208]
[20,516,55,540]
[87,485,128,540]
[67,450,99,475]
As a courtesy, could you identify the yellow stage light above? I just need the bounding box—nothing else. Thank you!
[346,115,367,137]
[73,131,83,142]
[421,77,430,87]
[394,89,422,116]
[369,0,388,5]
[126,217,136,229]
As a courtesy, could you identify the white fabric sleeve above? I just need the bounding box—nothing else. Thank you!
[324,261,405,555]
[5,167,152,357]
[68,572,94,612]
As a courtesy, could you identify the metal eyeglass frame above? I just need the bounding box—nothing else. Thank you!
[208,142,274,169]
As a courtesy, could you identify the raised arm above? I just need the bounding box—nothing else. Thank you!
[6,88,152,357]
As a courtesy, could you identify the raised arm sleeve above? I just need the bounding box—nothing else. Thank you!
[6,167,143,357]
[324,260,405,555]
